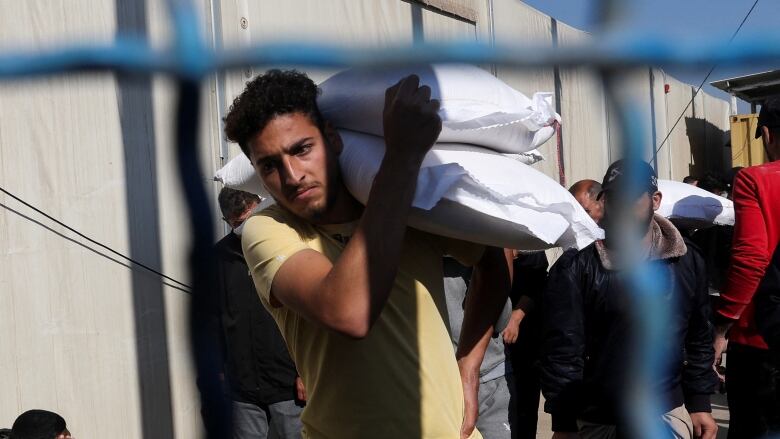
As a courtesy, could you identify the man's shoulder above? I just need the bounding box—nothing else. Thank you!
[250,203,288,225]
[742,161,780,182]
[552,243,596,270]
[243,204,318,243]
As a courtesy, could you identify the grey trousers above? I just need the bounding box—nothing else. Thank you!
[477,375,513,439]
[232,400,304,439]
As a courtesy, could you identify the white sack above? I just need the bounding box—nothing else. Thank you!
[214,151,265,196]
[317,64,561,154]
[215,130,602,250]
[340,131,600,250]
[657,179,734,228]
[214,147,545,198]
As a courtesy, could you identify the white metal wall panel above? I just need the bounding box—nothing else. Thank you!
[556,22,610,185]
[702,93,731,175]
[490,0,559,180]
[609,69,656,165]
[651,68,673,179]
[663,75,696,180]
[0,1,218,438]
[218,0,478,164]
[0,3,140,437]
[689,87,708,178]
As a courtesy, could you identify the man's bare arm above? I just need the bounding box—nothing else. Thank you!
[456,247,513,438]
[457,248,514,364]
[270,75,441,338]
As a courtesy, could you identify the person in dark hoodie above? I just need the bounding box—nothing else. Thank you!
[751,244,780,435]
[204,187,304,439]
[10,410,70,439]
[756,244,780,353]
[540,160,718,439]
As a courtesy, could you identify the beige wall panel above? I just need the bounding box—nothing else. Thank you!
[0,0,217,437]
[490,0,558,180]
[689,88,708,178]
[651,69,672,179]
[609,69,655,164]
[0,73,144,438]
[662,75,696,180]
[556,22,610,185]
[0,5,140,438]
[702,93,731,175]
[0,0,116,47]
[218,0,478,160]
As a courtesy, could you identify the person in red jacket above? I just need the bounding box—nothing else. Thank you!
[714,95,780,438]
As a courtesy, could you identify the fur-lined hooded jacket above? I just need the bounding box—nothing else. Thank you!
[540,214,718,433]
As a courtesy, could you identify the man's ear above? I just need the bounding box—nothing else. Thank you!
[324,122,343,155]
[762,125,773,146]
[761,126,780,161]
[651,191,662,211]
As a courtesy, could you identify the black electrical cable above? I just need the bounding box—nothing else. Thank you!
[0,185,192,292]
[654,0,760,156]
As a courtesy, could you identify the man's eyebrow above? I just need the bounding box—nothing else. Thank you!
[283,137,314,152]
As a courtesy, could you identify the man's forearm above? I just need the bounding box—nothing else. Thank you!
[321,153,425,335]
[456,247,513,367]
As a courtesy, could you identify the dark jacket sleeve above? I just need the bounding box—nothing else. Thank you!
[540,249,585,432]
[510,251,550,306]
[682,242,718,413]
[755,244,780,350]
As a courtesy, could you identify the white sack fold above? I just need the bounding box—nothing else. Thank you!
[317,64,561,154]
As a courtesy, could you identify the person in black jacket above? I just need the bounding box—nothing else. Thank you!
[503,251,549,439]
[753,245,780,434]
[540,160,718,439]
[756,245,780,353]
[208,187,304,439]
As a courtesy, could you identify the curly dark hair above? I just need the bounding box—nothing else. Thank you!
[223,69,324,157]
[218,187,261,220]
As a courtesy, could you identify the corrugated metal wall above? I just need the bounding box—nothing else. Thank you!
[0,1,732,437]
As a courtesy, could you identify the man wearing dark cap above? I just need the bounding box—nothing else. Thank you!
[11,410,71,439]
[541,160,718,439]
[714,95,780,438]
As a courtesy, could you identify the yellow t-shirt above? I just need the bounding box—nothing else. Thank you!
[242,205,485,439]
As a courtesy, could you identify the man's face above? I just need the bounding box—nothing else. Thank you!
[247,113,340,223]
[601,191,661,240]
[224,200,259,230]
[574,191,604,223]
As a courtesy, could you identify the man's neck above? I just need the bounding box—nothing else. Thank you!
[765,142,779,162]
[312,186,364,226]
[603,222,655,257]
